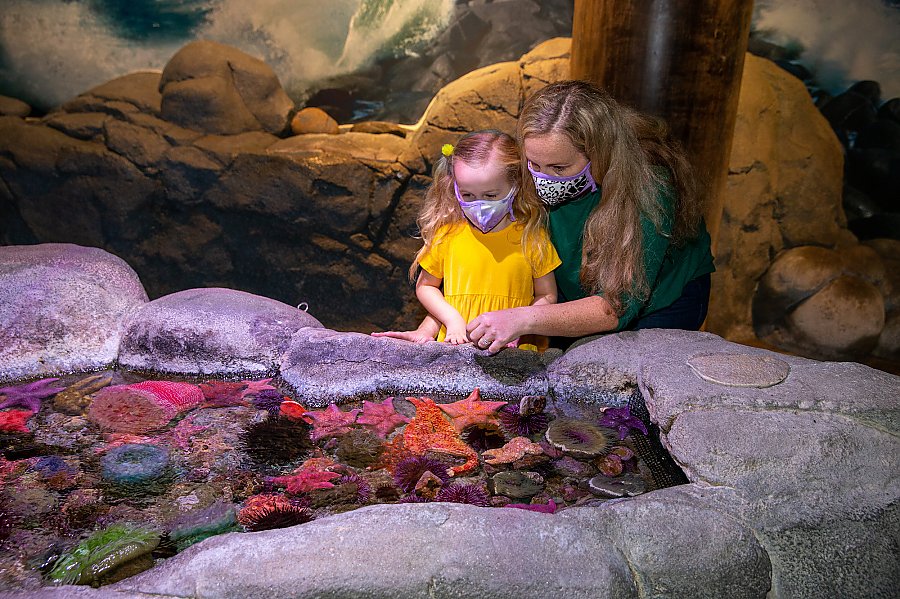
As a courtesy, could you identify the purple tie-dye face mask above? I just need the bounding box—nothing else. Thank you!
[454,181,517,233]
[528,161,598,206]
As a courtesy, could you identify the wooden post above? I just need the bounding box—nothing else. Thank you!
[571,0,754,251]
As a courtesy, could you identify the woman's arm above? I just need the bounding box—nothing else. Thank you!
[371,314,441,343]
[467,296,618,353]
[415,270,468,344]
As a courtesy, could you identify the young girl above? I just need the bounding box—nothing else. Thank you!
[377,130,561,350]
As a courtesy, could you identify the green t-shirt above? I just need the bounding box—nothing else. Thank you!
[547,186,715,331]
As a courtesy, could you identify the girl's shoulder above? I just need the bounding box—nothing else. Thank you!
[433,221,468,242]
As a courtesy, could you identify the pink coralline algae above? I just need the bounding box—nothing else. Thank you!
[0,378,66,413]
[198,381,248,408]
[505,499,557,514]
[88,381,203,434]
[305,404,360,442]
[356,397,410,438]
[598,406,648,440]
[269,467,341,495]
[0,409,33,433]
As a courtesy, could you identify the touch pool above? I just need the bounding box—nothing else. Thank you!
[0,244,898,598]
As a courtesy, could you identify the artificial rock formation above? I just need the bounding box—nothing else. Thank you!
[0,39,896,362]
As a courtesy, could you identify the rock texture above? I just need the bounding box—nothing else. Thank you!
[119,288,322,376]
[159,41,294,136]
[1,38,896,363]
[0,244,147,380]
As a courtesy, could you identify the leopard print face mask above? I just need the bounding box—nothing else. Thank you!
[528,161,598,206]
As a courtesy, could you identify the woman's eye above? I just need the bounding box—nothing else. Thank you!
[553,166,566,174]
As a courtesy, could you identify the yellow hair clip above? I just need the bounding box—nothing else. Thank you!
[441,143,454,157]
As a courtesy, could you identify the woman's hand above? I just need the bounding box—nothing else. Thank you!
[467,307,531,354]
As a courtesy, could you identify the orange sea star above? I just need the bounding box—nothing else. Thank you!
[270,468,341,495]
[481,436,544,465]
[437,388,507,433]
[403,397,478,477]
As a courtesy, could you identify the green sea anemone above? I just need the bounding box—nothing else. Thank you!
[47,523,160,586]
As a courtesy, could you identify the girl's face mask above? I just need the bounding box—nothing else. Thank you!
[528,161,598,206]
[454,181,517,233]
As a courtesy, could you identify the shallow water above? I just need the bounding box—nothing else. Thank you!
[0,370,670,590]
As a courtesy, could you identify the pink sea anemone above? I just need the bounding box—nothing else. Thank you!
[88,382,202,434]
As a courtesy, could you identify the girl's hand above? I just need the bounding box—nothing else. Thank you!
[467,307,530,354]
[371,330,435,344]
[444,325,470,345]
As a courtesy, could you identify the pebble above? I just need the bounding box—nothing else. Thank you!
[587,473,646,498]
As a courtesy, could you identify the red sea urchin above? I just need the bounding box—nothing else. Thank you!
[435,483,490,507]
[392,455,451,493]
[238,494,314,532]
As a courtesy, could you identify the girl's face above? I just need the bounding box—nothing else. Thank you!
[453,158,513,202]
[523,132,589,177]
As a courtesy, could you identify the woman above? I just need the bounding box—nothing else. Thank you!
[377,80,714,353]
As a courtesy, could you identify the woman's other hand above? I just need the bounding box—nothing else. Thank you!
[467,307,530,354]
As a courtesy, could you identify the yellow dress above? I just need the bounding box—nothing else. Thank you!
[418,221,562,350]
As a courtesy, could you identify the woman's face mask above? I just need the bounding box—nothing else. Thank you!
[528,161,598,206]
[454,181,517,233]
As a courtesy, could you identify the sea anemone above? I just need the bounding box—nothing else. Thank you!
[459,424,506,452]
[88,382,201,434]
[435,483,491,507]
[167,500,240,552]
[238,494,314,532]
[47,523,160,586]
[335,429,385,469]
[498,403,550,438]
[544,418,612,458]
[100,444,170,493]
[239,417,312,470]
[392,455,451,493]
[251,389,284,417]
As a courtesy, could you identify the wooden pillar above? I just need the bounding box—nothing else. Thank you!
[571,0,754,251]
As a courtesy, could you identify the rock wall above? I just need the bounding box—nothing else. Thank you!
[0,38,895,362]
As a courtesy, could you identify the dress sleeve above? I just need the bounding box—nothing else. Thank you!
[614,185,676,331]
[527,228,563,278]
[417,225,450,279]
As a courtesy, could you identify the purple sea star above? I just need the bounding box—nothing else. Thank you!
[305,404,360,442]
[356,397,410,438]
[0,378,66,413]
[505,499,557,514]
[598,406,648,440]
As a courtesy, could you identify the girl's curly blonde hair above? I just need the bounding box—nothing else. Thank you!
[409,129,548,281]
[517,80,702,313]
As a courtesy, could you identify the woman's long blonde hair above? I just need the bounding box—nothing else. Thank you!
[517,80,701,313]
[409,130,547,281]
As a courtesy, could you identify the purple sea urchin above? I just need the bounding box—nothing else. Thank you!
[393,455,451,493]
[251,389,284,417]
[336,474,372,504]
[498,404,549,437]
[435,483,490,507]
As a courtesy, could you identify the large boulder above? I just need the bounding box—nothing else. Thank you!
[158,41,294,136]
[708,54,857,344]
[118,288,322,376]
[0,244,148,381]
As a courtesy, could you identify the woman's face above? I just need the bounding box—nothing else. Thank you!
[523,132,589,177]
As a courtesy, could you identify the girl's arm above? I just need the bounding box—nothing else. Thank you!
[371,314,440,343]
[531,272,557,306]
[415,270,469,344]
[467,296,619,353]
